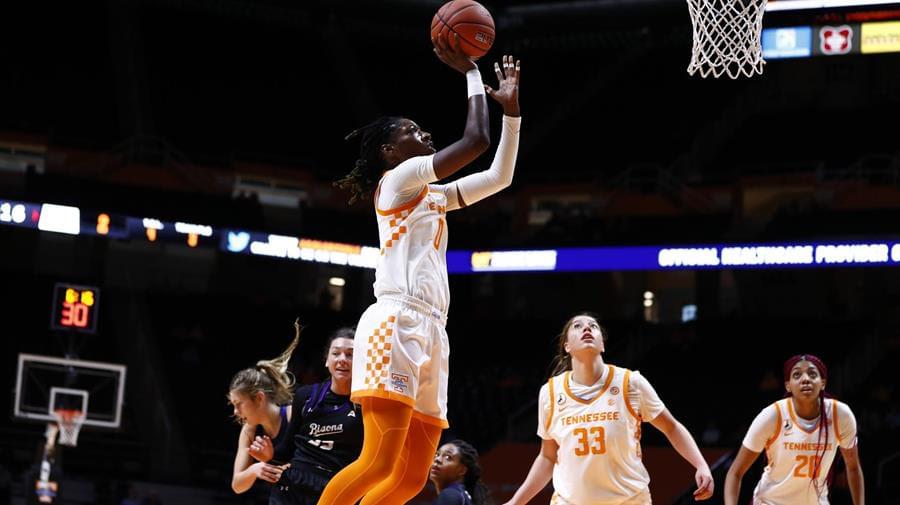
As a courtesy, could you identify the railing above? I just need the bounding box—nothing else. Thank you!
[817,153,900,186]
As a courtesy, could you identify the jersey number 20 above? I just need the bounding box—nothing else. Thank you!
[793,455,823,478]
[574,426,606,456]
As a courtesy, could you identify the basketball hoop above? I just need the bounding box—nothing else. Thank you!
[53,409,85,447]
[686,0,767,78]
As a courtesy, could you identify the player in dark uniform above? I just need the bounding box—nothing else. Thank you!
[229,323,300,496]
[429,440,493,505]
[26,425,63,505]
[259,327,364,505]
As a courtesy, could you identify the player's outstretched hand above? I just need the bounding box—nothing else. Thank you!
[249,434,274,462]
[433,33,477,73]
[693,466,714,500]
[485,54,520,117]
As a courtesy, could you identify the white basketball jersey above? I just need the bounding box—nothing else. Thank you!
[544,366,650,504]
[753,398,846,505]
[372,183,450,313]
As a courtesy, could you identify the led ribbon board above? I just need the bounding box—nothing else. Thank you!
[448,242,900,273]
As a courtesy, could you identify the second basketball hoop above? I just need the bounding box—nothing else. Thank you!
[53,409,85,447]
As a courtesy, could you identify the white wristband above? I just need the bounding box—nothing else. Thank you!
[466,69,484,98]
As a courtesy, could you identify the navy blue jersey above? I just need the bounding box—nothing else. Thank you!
[255,405,294,465]
[433,483,473,505]
[289,381,363,475]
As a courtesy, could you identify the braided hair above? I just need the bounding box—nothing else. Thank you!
[449,440,493,505]
[228,320,302,420]
[335,117,404,205]
[782,354,832,497]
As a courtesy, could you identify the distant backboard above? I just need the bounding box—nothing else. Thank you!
[14,353,126,429]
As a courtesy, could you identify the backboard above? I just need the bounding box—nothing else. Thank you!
[14,353,127,429]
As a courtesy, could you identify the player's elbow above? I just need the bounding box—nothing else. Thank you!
[467,132,490,153]
[846,462,864,477]
[231,479,248,494]
[725,466,743,482]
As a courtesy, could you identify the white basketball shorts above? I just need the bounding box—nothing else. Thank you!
[350,294,449,428]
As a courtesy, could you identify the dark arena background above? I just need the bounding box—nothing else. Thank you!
[2,0,900,504]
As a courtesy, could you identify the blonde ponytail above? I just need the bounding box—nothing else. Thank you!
[229,320,302,407]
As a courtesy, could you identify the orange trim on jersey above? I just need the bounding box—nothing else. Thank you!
[832,400,842,443]
[411,410,450,429]
[351,388,416,409]
[765,402,782,449]
[634,420,643,459]
[545,378,556,433]
[375,185,428,216]
[433,218,444,250]
[623,370,642,421]
[787,397,820,434]
[563,365,615,405]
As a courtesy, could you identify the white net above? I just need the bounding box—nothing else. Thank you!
[686,0,767,78]
[53,410,85,447]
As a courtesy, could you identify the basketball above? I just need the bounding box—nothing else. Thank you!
[430,0,495,58]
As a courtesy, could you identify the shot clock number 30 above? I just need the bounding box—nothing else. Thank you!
[50,283,100,334]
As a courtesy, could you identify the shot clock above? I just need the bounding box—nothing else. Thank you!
[50,283,100,334]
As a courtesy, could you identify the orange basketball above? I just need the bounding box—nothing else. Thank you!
[430,0,495,58]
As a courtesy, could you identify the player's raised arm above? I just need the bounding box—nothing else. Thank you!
[485,54,520,117]
[452,54,521,209]
[431,33,490,180]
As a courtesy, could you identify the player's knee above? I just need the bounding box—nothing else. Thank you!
[364,456,398,482]
[397,478,429,499]
[400,463,431,493]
